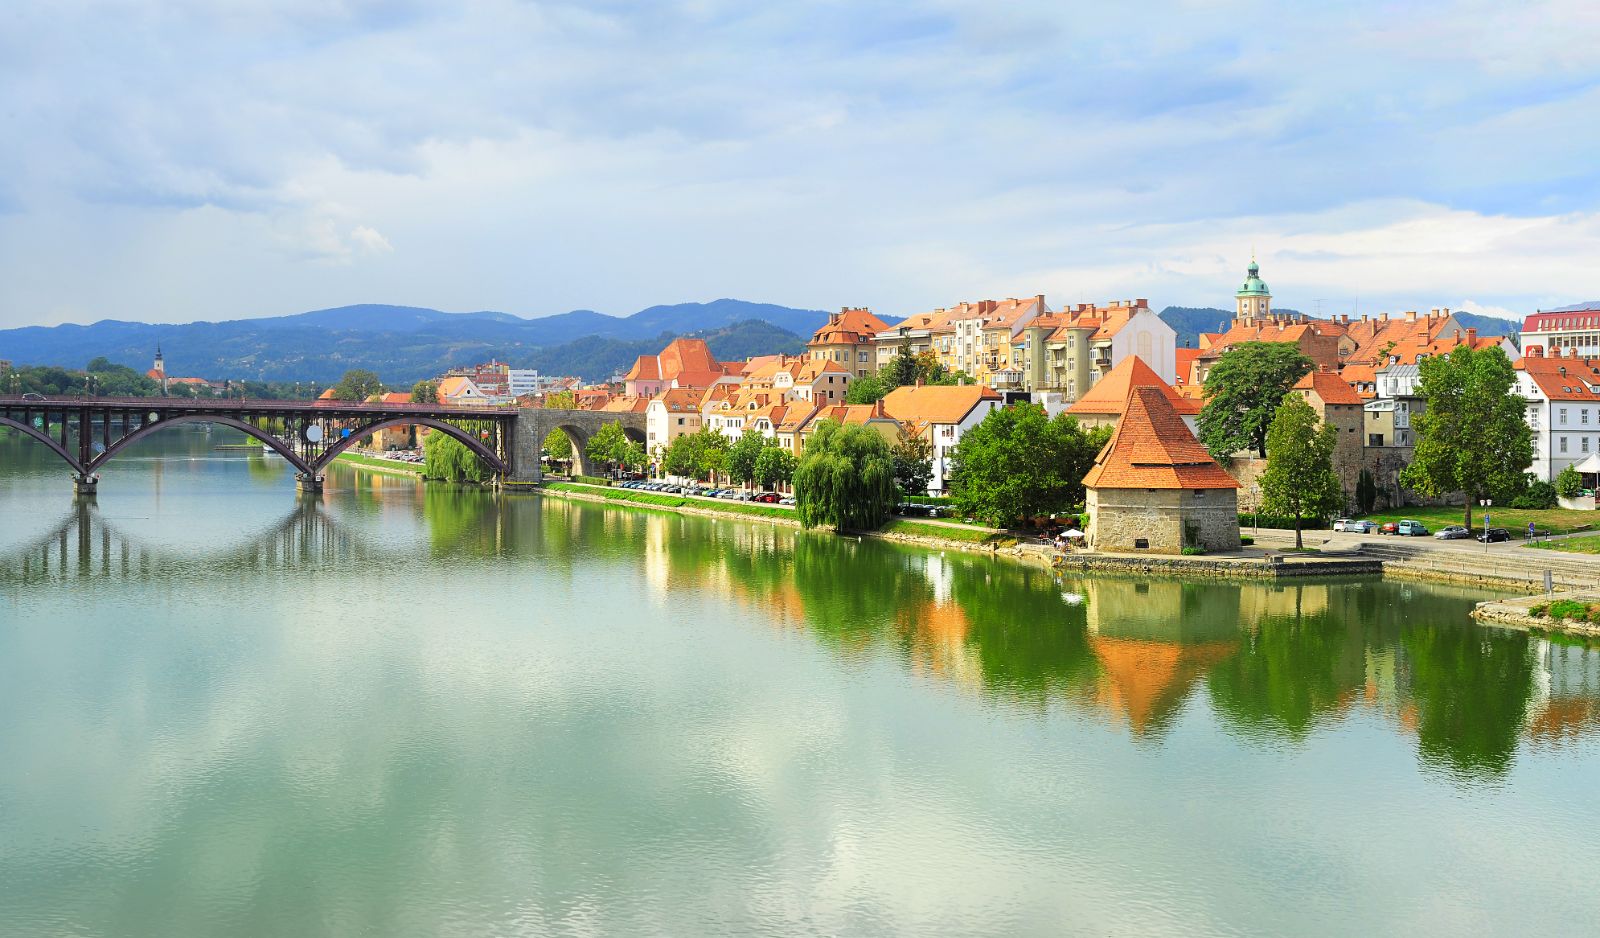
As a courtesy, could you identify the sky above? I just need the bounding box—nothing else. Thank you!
[3,0,1599,329]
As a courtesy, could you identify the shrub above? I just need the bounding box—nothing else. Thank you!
[1556,464,1584,499]
[1511,476,1558,509]
[1180,546,1207,556]
[1547,599,1588,621]
[572,474,613,486]
[1530,603,1548,618]
[1237,513,1329,530]
[1240,535,1255,546]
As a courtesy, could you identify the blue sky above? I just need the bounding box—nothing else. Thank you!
[2,0,1598,328]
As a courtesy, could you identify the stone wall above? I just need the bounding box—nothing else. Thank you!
[507,408,647,483]
[1087,486,1241,554]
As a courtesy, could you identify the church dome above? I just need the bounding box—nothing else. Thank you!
[1236,259,1270,297]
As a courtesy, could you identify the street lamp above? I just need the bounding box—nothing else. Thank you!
[1480,498,1492,554]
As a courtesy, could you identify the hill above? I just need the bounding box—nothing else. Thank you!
[0,300,832,384]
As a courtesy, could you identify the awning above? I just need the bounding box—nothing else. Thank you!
[1572,453,1600,474]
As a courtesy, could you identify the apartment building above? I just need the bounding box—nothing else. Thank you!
[880,384,1003,493]
[808,307,891,378]
[1520,303,1600,358]
[1516,348,1600,481]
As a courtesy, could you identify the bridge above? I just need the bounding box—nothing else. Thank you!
[0,395,645,495]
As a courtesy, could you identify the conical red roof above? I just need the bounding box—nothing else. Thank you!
[1082,386,1239,490]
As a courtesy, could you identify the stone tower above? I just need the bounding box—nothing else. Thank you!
[1235,257,1271,322]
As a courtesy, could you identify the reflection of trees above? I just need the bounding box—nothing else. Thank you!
[1207,605,1365,740]
[1402,623,1534,778]
[949,562,1096,703]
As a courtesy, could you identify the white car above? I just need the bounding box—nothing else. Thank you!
[1333,518,1375,533]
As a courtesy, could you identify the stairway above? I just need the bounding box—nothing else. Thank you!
[1250,530,1600,591]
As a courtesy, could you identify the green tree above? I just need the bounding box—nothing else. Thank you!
[891,432,934,498]
[726,430,769,486]
[585,422,632,473]
[663,427,731,482]
[1197,342,1314,458]
[794,420,897,530]
[1355,468,1379,515]
[845,372,891,404]
[1259,395,1345,549]
[753,444,797,490]
[332,369,384,402]
[423,431,492,482]
[410,379,439,404]
[1555,463,1584,499]
[948,404,1110,526]
[886,338,920,387]
[541,389,579,464]
[1400,345,1533,530]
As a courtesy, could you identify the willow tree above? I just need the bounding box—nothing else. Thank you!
[794,420,896,530]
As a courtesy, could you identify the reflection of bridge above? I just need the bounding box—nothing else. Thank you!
[0,395,644,495]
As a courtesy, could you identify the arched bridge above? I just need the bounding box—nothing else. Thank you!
[0,395,644,495]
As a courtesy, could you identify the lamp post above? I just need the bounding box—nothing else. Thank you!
[1480,498,1492,554]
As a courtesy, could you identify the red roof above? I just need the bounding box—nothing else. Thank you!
[1293,370,1363,406]
[1517,352,1600,402]
[1068,356,1201,416]
[1082,387,1239,490]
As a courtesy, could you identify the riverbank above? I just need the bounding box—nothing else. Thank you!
[1473,591,1600,639]
[334,451,424,477]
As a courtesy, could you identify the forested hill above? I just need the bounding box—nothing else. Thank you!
[0,300,827,384]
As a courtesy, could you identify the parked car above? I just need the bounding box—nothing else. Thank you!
[1333,518,1375,533]
[1396,520,1429,536]
[1380,521,1399,535]
[1476,527,1512,543]
[779,496,796,506]
[1434,525,1470,540]
[754,492,779,504]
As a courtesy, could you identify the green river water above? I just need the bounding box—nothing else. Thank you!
[1,427,1598,936]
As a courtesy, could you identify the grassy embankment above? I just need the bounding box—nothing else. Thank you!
[544,482,1018,546]
[1359,506,1600,538]
[335,451,424,475]
[1527,535,1600,555]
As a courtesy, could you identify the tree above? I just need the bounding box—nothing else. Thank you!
[1355,468,1379,515]
[726,431,769,486]
[332,369,384,402]
[1259,395,1345,549]
[541,389,578,463]
[1556,464,1584,499]
[410,379,439,404]
[585,422,632,473]
[794,420,897,530]
[1197,342,1314,458]
[948,404,1110,526]
[886,338,920,387]
[423,431,491,483]
[754,445,797,490]
[891,432,934,498]
[663,427,731,482]
[845,372,891,404]
[1400,345,1533,530]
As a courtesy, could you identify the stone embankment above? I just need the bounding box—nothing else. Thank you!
[1472,592,1600,639]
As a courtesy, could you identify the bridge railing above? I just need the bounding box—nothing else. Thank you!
[0,394,518,417]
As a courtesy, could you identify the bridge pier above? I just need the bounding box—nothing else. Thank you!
[295,473,324,495]
[73,474,98,498]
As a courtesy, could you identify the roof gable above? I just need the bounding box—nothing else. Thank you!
[1083,387,1239,490]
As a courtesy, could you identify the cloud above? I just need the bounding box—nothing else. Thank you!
[1,1,1598,326]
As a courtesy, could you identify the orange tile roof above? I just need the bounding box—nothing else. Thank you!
[1069,355,1201,416]
[380,392,412,405]
[811,308,891,345]
[1293,370,1364,406]
[1175,348,1200,379]
[880,384,1002,426]
[1518,352,1600,401]
[600,395,650,413]
[1082,387,1239,490]
[652,388,703,412]
[318,387,338,400]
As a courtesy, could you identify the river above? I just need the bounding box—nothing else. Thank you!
[2,427,1598,936]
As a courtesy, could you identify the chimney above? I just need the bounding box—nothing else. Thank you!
[1529,345,1544,357]
[1319,364,1330,373]
[1379,313,1389,322]
[1035,294,1046,311]
[1466,328,1477,344]
[1135,298,1148,308]
[1361,313,1369,322]
[1405,310,1417,322]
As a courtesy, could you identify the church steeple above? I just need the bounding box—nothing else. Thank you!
[1235,256,1272,322]
[153,344,165,376]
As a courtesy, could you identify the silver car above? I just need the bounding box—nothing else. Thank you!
[1333,518,1375,533]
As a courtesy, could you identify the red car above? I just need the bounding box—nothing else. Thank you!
[1380,521,1399,535]
[754,492,780,503]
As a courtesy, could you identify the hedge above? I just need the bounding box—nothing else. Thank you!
[1238,514,1329,530]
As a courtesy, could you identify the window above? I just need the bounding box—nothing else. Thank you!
[1133,538,1149,550]
[1369,433,1385,447]
[676,417,684,426]
[1192,490,1206,499]
[1586,410,1592,425]
[1585,437,1593,453]
[1561,436,1569,453]
[1561,408,1569,425]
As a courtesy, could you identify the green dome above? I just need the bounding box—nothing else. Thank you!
[1236,260,1270,297]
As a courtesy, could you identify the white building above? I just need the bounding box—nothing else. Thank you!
[508,369,564,398]
[1515,349,1600,481]
[1095,303,1178,386]
[879,384,1003,494]
[1521,303,1600,359]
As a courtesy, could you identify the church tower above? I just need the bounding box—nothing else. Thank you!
[1235,257,1271,322]
[151,345,168,394]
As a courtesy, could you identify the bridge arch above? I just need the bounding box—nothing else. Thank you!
[314,417,506,476]
[0,416,87,475]
[85,414,314,476]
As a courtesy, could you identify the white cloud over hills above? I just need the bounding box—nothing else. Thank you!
[2,1,1598,327]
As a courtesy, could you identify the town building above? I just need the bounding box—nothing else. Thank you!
[645,388,705,455]
[880,383,1003,493]
[624,338,739,396]
[1289,367,1366,494]
[808,307,892,379]
[795,402,903,452]
[1082,386,1241,554]
[929,297,1044,389]
[1520,303,1600,358]
[870,308,957,372]
[1515,348,1600,481]
[437,375,496,406]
